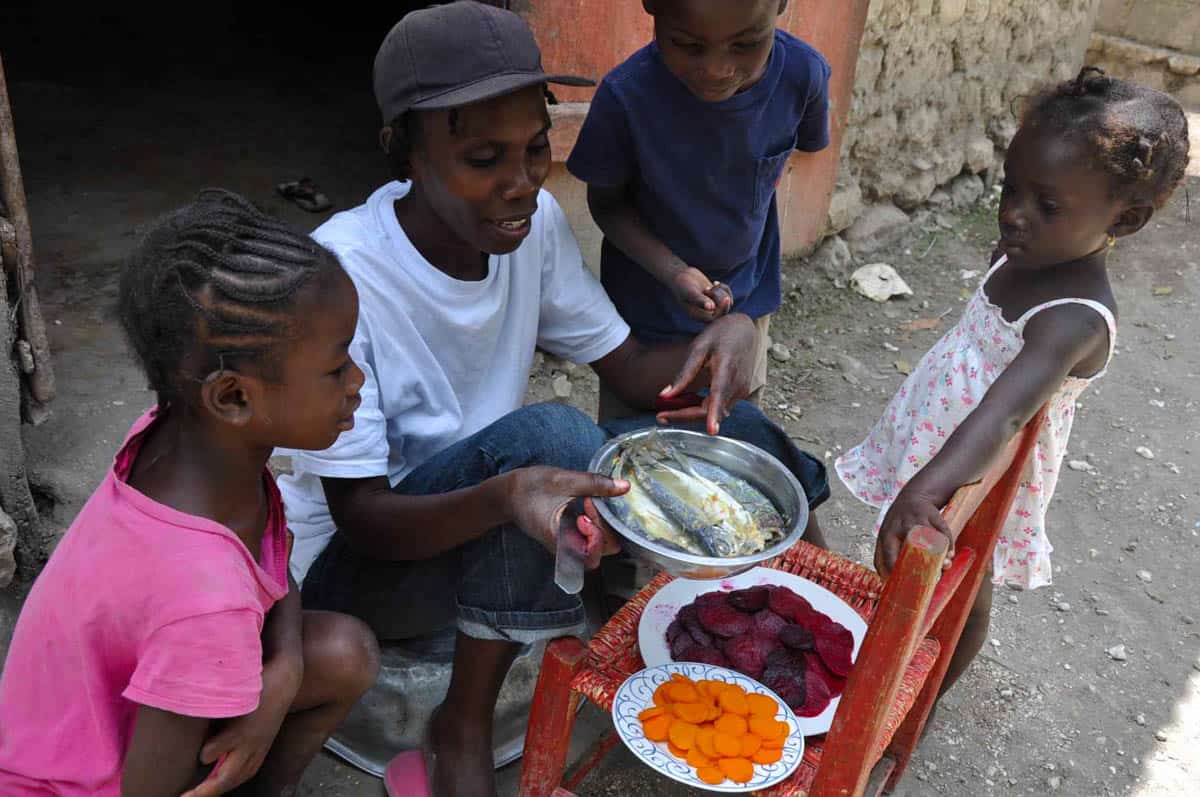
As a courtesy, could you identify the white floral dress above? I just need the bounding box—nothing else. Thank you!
[835,256,1116,589]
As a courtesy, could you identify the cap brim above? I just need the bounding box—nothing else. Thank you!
[410,71,594,111]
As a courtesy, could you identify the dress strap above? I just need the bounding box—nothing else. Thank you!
[983,253,1008,280]
[1015,298,1118,373]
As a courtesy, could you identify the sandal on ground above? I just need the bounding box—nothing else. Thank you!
[384,750,432,797]
[275,177,332,212]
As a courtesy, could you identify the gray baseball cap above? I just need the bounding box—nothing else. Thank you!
[373,1,594,123]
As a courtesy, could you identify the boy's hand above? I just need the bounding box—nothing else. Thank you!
[874,490,954,579]
[179,658,301,797]
[671,267,729,322]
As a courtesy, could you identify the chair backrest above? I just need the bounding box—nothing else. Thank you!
[809,407,1047,797]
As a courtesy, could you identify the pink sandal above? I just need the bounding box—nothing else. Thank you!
[383,750,431,797]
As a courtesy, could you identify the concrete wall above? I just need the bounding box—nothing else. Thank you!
[831,0,1102,235]
[1086,0,1200,108]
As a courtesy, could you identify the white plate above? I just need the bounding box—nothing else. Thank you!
[638,567,868,736]
[612,662,804,793]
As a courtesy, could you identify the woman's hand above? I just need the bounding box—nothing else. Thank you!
[504,467,628,568]
[656,313,757,434]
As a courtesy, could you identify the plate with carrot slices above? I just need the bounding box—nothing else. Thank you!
[612,663,803,792]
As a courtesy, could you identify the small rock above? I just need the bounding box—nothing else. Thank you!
[999,688,1014,699]
[1135,713,1146,726]
[1135,446,1155,460]
[1007,594,1019,605]
[1047,775,1062,790]
[990,638,1001,648]
[1087,548,1099,559]
[850,263,914,302]
[959,269,980,282]
[845,203,910,255]
[894,359,912,375]
[551,374,572,401]
[1067,460,1093,472]
[1095,608,1110,617]
[768,343,792,363]
[1053,600,1072,612]
[1149,399,1166,408]
[1164,333,1176,341]
[808,235,853,281]
[1136,570,1153,583]
[1106,644,1128,661]
[1181,615,1196,625]
[1154,730,1168,742]
[882,342,900,352]
[948,173,985,209]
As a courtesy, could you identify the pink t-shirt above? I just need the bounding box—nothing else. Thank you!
[0,409,290,795]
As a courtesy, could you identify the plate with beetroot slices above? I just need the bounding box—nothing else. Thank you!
[638,567,867,735]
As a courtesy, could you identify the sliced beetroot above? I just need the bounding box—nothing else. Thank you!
[763,672,805,710]
[724,632,778,679]
[795,663,832,717]
[665,619,684,645]
[751,608,788,638]
[694,590,729,608]
[804,651,848,697]
[814,625,855,677]
[779,623,815,651]
[767,587,815,623]
[727,586,770,613]
[697,601,753,638]
[762,649,808,681]
[680,605,714,648]
[673,642,730,668]
[670,632,696,659]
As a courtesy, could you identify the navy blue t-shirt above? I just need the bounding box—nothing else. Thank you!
[567,30,831,342]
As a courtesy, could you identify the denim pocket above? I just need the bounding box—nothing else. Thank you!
[754,145,794,213]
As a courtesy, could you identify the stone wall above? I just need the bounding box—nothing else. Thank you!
[829,0,1102,244]
[1086,0,1200,108]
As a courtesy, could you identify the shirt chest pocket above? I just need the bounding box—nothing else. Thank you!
[753,139,796,214]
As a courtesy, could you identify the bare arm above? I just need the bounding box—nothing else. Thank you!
[875,304,1109,573]
[588,184,731,320]
[590,313,758,435]
[122,707,209,797]
[322,468,627,564]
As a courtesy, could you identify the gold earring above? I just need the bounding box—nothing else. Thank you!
[1106,233,1116,248]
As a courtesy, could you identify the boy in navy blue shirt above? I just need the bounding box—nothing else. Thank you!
[568,0,831,420]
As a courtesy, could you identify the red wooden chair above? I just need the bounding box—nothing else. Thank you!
[519,408,1046,797]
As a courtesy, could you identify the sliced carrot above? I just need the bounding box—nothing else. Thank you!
[770,720,790,740]
[653,683,674,707]
[697,766,726,785]
[749,714,783,740]
[713,731,742,758]
[718,757,755,784]
[714,713,748,737]
[668,741,689,759]
[753,745,784,765]
[761,735,785,750]
[670,672,693,684]
[668,720,698,751]
[718,689,750,716]
[747,693,778,718]
[739,733,763,757]
[667,682,700,703]
[672,701,710,724]
[638,706,666,722]
[707,703,723,722]
[696,726,717,758]
[686,746,713,769]
[643,714,671,742]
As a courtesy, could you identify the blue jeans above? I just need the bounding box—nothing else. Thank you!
[301,401,827,644]
[301,402,605,644]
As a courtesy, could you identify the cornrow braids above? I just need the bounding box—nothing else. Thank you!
[1022,67,1190,209]
[118,188,336,406]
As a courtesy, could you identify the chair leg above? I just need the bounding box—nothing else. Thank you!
[519,637,589,797]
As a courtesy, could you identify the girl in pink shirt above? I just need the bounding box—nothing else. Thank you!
[0,190,378,796]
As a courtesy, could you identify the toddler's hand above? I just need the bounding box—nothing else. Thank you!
[875,490,954,578]
[671,267,727,322]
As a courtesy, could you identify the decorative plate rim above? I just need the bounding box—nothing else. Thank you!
[612,662,805,793]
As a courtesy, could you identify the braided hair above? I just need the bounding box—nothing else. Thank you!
[118,189,337,406]
[1022,67,1190,209]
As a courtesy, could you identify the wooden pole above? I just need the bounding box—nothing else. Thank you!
[0,53,55,405]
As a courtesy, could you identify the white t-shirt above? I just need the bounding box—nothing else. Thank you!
[278,181,631,582]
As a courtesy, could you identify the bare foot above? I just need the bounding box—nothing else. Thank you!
[428,704,496,797]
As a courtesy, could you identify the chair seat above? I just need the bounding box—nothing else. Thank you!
[570,542,943,796]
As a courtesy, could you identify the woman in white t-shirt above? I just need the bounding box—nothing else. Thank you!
[278,5,828,795]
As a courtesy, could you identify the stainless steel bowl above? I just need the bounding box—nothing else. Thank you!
[588,428,808,580]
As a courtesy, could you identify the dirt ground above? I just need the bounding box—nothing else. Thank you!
[1,72,1197,796]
